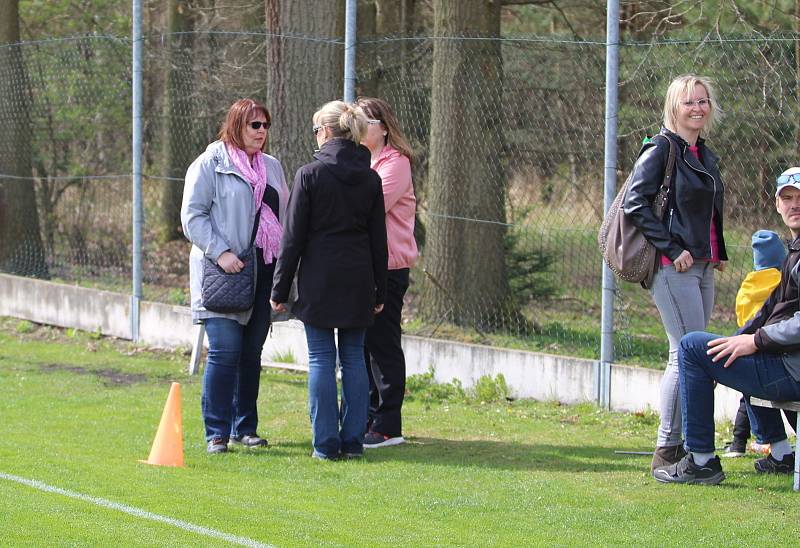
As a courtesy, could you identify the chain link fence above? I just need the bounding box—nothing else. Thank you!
[1,29,797,368]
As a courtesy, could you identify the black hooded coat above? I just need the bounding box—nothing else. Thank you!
[272,138,388,328]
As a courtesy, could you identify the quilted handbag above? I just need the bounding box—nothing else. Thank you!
[598,134,676,289]
[201,246,257,313]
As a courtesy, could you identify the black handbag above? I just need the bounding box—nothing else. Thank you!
[201,206,261,313]
[201,246,257,313]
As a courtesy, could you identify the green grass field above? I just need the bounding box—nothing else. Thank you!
[1,318,798,546]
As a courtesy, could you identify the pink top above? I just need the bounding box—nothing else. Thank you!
[371,145,419,270]
[661,145,720,266]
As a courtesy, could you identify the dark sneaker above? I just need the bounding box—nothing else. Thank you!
[364,431,405,448]
[721,441,747,459]
[754,452,795,474]
[653,454,725,485]
[229,434,268,449]
[207,437,229,454]
[311,451,339,461]
[650,444,687,471]
[343,452,364,460]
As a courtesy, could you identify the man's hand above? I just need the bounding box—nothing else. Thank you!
[706,334,757,368]
[374,303,384,314]
[270,300,287,312]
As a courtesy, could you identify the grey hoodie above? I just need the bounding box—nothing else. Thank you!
[181,140,289,325]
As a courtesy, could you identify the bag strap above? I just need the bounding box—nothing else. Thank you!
[650,134,676,220]
[656,134,676,192]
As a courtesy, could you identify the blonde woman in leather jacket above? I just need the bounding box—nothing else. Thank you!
[623,75,727,475]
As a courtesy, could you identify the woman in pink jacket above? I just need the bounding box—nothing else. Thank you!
[356,97,419,448]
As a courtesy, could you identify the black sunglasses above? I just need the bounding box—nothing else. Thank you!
[249,120,271,130]
[313,124,323,135]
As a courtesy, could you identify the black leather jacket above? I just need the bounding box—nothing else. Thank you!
[623,128,727,263]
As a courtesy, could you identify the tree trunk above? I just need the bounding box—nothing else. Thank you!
[264,0,343,179]
[159,0,196,243]
[0,0,48,277]
[423,0,519,331]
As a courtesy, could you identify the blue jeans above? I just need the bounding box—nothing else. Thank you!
[305,324,368,457]
[678,331,800,453]
[201,261,273,441]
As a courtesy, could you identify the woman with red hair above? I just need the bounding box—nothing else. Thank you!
[181,98,289,454]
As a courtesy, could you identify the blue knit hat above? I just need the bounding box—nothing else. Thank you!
[752,230,785,271]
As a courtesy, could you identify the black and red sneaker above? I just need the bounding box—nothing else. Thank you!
[363,431,405,448]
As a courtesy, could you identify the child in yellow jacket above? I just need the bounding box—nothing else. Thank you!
[735,230,785,327]
[724,230,786,457]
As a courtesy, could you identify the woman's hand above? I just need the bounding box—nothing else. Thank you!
[270,300,287,312]
[374,304,384,314]
[672,250,694,273]
[714,261,727,272]
[217,251,244,273]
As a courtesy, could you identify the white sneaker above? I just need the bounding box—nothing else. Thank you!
[720,443,745,458]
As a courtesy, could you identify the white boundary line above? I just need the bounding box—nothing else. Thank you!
[0,472,274,547]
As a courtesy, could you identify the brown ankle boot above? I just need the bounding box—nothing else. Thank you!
[651,445,687,472]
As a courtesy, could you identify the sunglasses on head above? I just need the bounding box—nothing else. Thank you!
[249,120,270,130]
[778,173,800,186]
[313,124,323,135]
[366,119,382,125]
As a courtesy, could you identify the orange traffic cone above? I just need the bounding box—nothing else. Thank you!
[140,382,184,467]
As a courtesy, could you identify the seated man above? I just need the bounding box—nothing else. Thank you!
[654,167,800,485]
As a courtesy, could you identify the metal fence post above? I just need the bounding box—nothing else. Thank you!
[131,0,143,342]
[343,0,357,102]
[599,0,620,409]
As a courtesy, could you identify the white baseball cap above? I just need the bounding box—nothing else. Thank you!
[776,167,800,197]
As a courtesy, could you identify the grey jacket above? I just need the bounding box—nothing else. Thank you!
[181,140,289,325]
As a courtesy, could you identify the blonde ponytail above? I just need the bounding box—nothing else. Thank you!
[313,100,368,144]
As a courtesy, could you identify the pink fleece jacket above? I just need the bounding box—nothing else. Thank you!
[372,145,418,270]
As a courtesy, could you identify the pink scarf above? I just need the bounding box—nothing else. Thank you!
[226,144,283,264]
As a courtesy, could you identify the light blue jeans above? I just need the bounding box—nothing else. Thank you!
[650,262,715,447]
[304,324,369,458]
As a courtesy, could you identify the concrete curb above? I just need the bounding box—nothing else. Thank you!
[0,273,741,420]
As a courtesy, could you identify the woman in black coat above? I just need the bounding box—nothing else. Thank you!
[271,100,388,460]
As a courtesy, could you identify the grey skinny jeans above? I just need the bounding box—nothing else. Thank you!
[650,261,715,447]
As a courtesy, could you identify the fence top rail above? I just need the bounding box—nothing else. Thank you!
[0,35,130,49]
[4,31,800,50]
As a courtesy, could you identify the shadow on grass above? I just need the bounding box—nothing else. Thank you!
[263,372,307,387]
[365,437,650,473]
[220,436,650,474]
